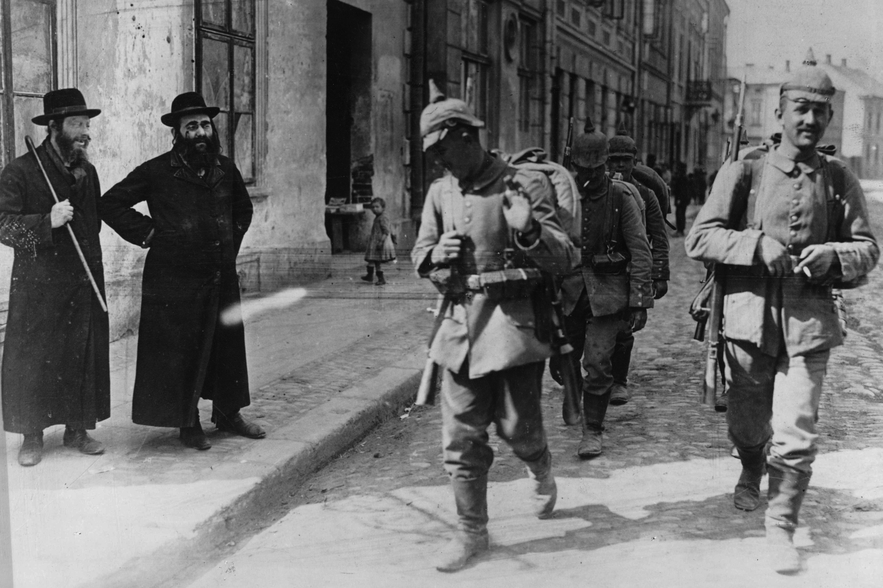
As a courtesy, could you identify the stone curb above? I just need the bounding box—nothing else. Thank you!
[91,353,425,588]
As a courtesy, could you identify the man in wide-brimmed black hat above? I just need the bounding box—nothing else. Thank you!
[99,91,264,450]
[0,87,110,466]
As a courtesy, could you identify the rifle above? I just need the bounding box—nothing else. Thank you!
[698,74,746,406]
[415,296,452,406]
[545,277,582,425]
[562,117,575,169]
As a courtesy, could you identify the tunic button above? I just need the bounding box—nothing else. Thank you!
[214,240,220,246]
[464,217,471,223]
[790,230,797,236]
[793,183,801,189]
[465,202,472,207]
[792,199,799,205]
[787,244,794,251]
[790,215,798,221]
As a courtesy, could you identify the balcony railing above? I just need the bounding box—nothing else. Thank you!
[686,80,713,105]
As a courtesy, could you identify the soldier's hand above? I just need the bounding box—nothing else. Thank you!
[757,235,792,277]
[502,182,534,233]
[50,200,74,228]
[793,244,837,280]
[431,230,464,265]
[653,280,669,299]
[628,308,648,333]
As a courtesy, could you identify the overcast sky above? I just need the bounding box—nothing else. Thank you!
[726,0,883,74]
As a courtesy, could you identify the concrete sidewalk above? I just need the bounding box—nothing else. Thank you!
[2,254,437,588]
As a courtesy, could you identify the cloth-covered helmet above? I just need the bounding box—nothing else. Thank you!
[572,116,608,168]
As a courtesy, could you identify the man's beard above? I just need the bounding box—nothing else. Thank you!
[55,129,90,167]
[174,130,220,170]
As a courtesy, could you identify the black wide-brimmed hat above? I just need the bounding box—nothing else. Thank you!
[161,92,220,127]
[31,88,101,125]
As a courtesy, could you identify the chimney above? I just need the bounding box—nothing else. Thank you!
[842,58,848,67]
[785,60,790,72]
[826,54,832,64]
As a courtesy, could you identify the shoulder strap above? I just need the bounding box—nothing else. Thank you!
[607,181,625,252]
[818,155,846,241]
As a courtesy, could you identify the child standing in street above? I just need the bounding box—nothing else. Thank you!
[361,197,396,285]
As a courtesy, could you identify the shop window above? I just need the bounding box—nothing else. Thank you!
[196,0,256,184]
[0,0,56,167]
[461,59,488,122]
[749,99,762,127]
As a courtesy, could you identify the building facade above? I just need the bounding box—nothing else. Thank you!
[1,0,731,342]
[0,0,412,340]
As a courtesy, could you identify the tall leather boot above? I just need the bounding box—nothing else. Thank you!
[765,465,811,575]
[360,265,374,282]
[578,391,611,459]
[436,476,490,573]
[733,444,767,511]
[524,448,557,519]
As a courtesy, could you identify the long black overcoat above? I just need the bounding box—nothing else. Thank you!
[98,151,253,427]
[0,139,110,433]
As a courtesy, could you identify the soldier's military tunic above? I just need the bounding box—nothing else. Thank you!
[685,146,878,473]
[412,154,574,480]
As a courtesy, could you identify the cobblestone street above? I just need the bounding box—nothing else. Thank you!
[185,199,883,588]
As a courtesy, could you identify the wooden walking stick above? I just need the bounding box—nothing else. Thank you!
[25,135,108,313]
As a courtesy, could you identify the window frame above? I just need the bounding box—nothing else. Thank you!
[0,0,57,168]
[194,0,257,186]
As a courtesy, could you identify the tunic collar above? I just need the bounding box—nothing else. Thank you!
[456,152,508,193]
[768,144,822,176]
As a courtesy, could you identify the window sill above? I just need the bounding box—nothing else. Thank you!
[247,186,270,202]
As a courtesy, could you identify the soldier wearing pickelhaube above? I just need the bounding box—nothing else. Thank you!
[559,117,653,459]
[686,49,878,574]
[606,129,670,406]
[411,80,574,572]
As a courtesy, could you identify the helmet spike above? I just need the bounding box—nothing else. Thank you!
[428,79,446,104]
[803,47,817,67]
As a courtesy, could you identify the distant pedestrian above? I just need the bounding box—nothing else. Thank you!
[99,91,265,451]
[361,196,396,285]
[671,162,690,236]
[412,81,574,572]
[686,52,878,574]
[0,88,110,467]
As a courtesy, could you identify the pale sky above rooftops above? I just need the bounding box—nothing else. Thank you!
[727,0,883,77]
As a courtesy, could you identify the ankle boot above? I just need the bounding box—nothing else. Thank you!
[18,432,44,467]
[524,448,557,519]
[360,265,374,282]
[577,391,610,459]
[734,445,766,511]
[436,476,489,573]
[375,271,386,285]
[765,465,811,574]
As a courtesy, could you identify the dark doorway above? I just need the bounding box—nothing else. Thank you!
[326,0,372,206]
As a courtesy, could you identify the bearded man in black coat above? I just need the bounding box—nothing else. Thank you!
[0,88,110,466]
[99,92,264,450]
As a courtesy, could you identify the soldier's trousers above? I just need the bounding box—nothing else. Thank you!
[440,360,549,482]
[562,289,628,398]
[724,338,830,475]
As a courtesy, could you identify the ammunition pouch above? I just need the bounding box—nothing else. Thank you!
[590,250,630,274]
[466,267,544,301]
[427,267,544,301]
